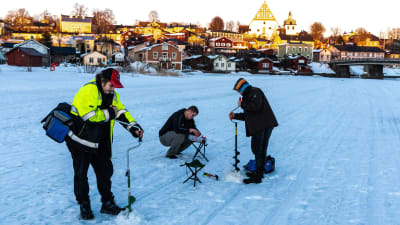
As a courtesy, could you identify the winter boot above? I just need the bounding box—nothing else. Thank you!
[80,201,94,220]
[100,199,124,215]
[243,172,263,184]
[246,172,264,178]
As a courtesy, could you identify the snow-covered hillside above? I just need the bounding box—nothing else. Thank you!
[1,65,400,225]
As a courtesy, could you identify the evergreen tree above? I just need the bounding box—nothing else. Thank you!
[40,31,53,48]
[80,43,86,54]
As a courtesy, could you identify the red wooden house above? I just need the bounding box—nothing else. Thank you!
[134,42,183,70]
[207,37,235,55]
[289,55,312,73]
[5,47,44,67]
[248,57,273,73]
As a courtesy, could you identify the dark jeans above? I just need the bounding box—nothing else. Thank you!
[66,139,114,204]
[251,127,274,175]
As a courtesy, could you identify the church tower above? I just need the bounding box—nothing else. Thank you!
[248,1,279,39]
[284,11,297,35]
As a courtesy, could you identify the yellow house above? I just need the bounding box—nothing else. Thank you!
[11,33,43,40]
[0,20,5,36]
[343,32,380,47]
[386,51,400,59]
[60,15,92,34]
[188,34,205,46]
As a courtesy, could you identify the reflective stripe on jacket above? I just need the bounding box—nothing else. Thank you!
[70,79,137,156]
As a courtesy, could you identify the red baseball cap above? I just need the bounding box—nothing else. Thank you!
[102,68,124,88]
[110,69,124,88]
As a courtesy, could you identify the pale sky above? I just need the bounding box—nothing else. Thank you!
[1,0,399,36]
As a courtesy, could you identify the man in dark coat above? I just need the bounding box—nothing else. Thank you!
[229,78,278,184]
[159,106,201,159]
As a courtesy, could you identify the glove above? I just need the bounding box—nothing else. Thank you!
[229,112,234,120]
[129,123,143,138]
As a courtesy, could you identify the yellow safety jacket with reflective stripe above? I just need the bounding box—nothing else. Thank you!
[70,79,136,157]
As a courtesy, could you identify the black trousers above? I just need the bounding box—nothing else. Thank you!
[66,139,114,204]
[251,127,274,175]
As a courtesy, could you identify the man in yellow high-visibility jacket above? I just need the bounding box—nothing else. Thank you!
[67,68,143,220]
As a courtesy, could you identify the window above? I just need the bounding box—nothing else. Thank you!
[162,52,168,59]
[305,47,308,53]
[162,44,168,50]
[216,63,219,67]
[227,43,231,47]
[292,47,296,52]
[298,47,302,53]
[172,52,177,60]
[221,43,225,47]
[221,63,225,68]
[153,52,158,59]
[172,63,176,69]
[216,42,220,47]
[89,57,93,63]
[262,63,269,69]
[97,58,101,64]
[228,63,231,68]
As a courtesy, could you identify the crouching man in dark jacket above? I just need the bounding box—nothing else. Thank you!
[159,106,201,159]
[229,78,278,184]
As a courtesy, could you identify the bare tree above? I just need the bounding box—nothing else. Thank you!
[71,3,88,17]
[36,10,58,25]
[209,16,224,31]
[148,10,160,23]
[92,8,116,34]
[235,21,241,32]
[55,33,63,47]
[5,8,32,30]
[330,27,341,39]
[386,27,400,40]
[225,20,234,32]
[355,27,369,42]
[310,22,326,42]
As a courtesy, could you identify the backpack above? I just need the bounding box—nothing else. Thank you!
[41,103,74,143]
[41,103,100,154]
[244,155,275,174]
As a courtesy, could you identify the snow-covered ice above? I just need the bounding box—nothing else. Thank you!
[1,65,400,224]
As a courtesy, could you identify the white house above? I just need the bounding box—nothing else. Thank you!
[313,49,331,62]
[210,55,236,72]
[81,51,107,66]
[112,52,125,64]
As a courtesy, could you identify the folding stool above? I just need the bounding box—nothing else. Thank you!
[181,159,205,187]
[191,139,208,162]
